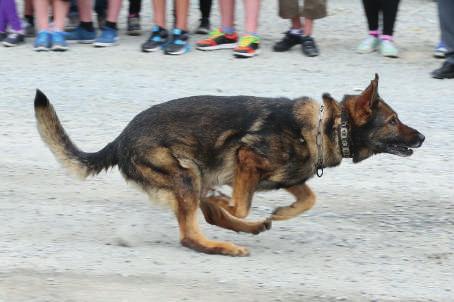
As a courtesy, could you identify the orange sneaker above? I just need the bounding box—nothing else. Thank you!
[233,35,260,58]
[196,28,238,50]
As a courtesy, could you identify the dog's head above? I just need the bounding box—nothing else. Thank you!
[343,74,425,163]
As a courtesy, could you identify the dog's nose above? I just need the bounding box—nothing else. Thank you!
[418,133,425,144]
[413,132,425,148]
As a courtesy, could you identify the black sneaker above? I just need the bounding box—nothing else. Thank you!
[164,28,190,55]
[127,15,142,36]
[273,31,302,52]
[0,32,6,41]
[142,25,169,52]
[195,19,210,35]
[301,36,319,57]
[24,22,36,37]
[431,61,454,79]
[3,32,25,47]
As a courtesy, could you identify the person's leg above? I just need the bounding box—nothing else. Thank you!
[24,0,34,17]
[49,0,70,50]
[243,0,259,34]
[232,0,260,58]
[94,0,120,46]
[65,0,96,43]
[432,0,454,78]
[291,17,302,30]
[129,0,141,16]
[0,0,8,33]
[24,0,35,35]
[126,0,141,35]
[152,0,166,28]
[106,0,122,27]
[3,0,23,32]
[195,0,212,33]
[199,0,212,22]
[439,0,454,64]
[52,0,70,32]
[380,0,400,37]
[303,18,313,36]
[378,0,400,57]
[33,0,50,31]
[357,0,380,53]
[164,0,190,55]
[175,0,189,30]
[219,0,235,33]
[94,0,107,20]
[300,0,326,57]
[362,0,379,35]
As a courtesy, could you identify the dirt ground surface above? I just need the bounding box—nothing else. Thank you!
[1,0,453,301]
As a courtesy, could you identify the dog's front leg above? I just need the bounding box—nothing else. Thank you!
[200,198,271,234]
[230,147,269,218]
[271,184,316,221]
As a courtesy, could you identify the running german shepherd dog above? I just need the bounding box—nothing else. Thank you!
[34,74,424,256]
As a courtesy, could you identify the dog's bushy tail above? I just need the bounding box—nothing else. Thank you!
[34,89,118,179]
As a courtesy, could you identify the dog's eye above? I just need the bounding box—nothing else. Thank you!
[389,117,398,125]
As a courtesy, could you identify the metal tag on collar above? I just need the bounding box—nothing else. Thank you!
[316,167,324,177]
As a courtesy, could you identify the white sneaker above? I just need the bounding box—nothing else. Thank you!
[356,36,380,54]
[380,40,399,58]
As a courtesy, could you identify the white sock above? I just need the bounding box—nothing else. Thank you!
[289,28,303,36]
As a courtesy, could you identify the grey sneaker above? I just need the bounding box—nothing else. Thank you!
[380,40,399,58]
[23,21,36,37]
[356,35,380,54]
[3,32,25,47]
[195,19,210,35]
[127,16,142,36]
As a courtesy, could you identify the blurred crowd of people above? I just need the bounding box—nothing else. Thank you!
[0,0,453,78]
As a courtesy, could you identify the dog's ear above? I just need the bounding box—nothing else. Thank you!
[354,74,379,125]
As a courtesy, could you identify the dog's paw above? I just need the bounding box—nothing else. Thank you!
[230,245,250,257]
[251,217,272,235]
[270,206,294,221]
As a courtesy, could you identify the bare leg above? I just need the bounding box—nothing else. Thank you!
[243,0,260,33]
[271,184,316,221]
[303,18,314,36]
[219,0,234,28]
[33,0,49,31]
[52,0,70,31]
[106,0,122,23]
[175,0,189,30]
[152,0,166,28]
[78,0,93,22]
[25,0,34,16]
[291,16,302,29]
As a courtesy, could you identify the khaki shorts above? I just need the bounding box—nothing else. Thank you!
[279,0,327,20]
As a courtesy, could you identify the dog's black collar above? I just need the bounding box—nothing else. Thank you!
[338,107,352,158]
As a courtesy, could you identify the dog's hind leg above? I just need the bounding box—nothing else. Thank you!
[200,196,271,235]
[169,162,250,256]
[271,184,316,221]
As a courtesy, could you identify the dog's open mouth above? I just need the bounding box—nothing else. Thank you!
[386,144,414,157]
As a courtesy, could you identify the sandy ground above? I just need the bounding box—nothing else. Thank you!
[1,0,454,301]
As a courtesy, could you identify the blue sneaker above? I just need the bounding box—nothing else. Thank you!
[141,25,169,52]
[164,28,190,55]
[65,26,96,44]
[33,30,51,51]
[434,41,447,59]
[94,26,118,47]
[51,31,68,51]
